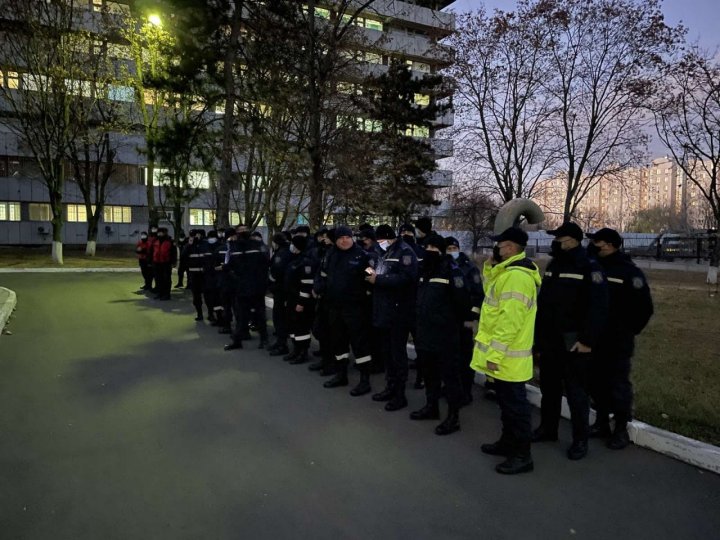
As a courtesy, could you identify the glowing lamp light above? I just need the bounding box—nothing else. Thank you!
[148,14,162,27]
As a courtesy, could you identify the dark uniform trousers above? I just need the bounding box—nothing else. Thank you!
[155,263,172,298]
[494,380,532,450]
[329,305,372,365]
[234,294,267,342]
[190,271,205,314]
[459,326,476,400]
[539,350,592,442]
[590,352,633,425]
[139,260,153,289]
[288,300,315,348]
[417,348,463,409]
[376,324,410,389]
[272,292,289,343]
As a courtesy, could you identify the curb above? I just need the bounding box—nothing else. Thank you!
[471,371,719,475]
[0,268,138,273]
[0,286,17,336]
[266,291,719,474]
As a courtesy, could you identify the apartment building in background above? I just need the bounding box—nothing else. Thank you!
[0,0,457,245]
[535,156,715,232]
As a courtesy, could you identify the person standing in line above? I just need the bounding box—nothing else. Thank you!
[532,222,609,461]
[410,234,469,435]
[586,228,653,450]
[136,231,153,291]
[366,224,418,412]
[474,227,541,474]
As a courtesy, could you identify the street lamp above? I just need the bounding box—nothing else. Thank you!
[148,14,162,27]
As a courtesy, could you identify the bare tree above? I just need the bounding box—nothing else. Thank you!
[439,182,498,253]
[446,3,560,203]
[541,0,683,220]
[653,47,720,283]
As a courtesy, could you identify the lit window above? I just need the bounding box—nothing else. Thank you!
[29,203,52,221]
[104,205,132,223]
[92,0,103,12]
[0,202,21,221]
[7,71,19,89]
[229,211,241,226]
[67,204,87,223]
[365,19,383,31]
[414,93,430,106]
[405,125,430,138]
[365,52,382,64]
[189,209,215,226]
[315,7,330,19]
[108,84,134,102]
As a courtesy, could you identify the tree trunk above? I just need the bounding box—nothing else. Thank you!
[49,187,64,265]
[86,214,99,256]
[146,159,158,229]
[707,230,720,285]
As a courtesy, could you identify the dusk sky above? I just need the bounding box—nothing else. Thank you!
[447,0,719,49]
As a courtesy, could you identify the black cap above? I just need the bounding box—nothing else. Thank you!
[586,227,623,248]
[357,228,376,241]
[491,227,528,247]
[207,230,218,239]
[399,223,416,235]
[225,227,236,238]
[445,236,460,248]
[414,216,432,235]
[335,225,354,239]
[546,222,583,242]
[291,235,309,251]
[375,224,396,240]
[425,233,447,253]
[295,225,311,236]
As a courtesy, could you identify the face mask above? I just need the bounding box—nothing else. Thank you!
[208,238,217,244]
[378,240,390,251]
[449,252,460,260]
[492,245,503,263]
[425,250,441,261]
[550,240,564,257]
[290,244,300,255]
[140,235,147,240]
[403,234,415,244]
[158,234,165,239]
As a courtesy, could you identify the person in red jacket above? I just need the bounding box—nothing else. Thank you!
[136,231,152,291]
[152,227,176,300]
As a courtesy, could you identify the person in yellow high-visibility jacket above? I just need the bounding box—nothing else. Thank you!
[472,227,541,475]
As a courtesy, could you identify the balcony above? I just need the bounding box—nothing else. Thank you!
[369,0,456,35]
[427,169,453,188]
[431,109,454,129]
[429,138,453,158]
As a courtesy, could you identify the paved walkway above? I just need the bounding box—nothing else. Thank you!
[0,273,718,540]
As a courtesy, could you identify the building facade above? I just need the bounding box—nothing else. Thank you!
[0,0,457,246]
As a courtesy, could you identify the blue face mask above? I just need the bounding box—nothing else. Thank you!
[449,252,460,260]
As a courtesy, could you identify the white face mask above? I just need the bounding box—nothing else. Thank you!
[449,252,460,260]
[290,244,300,254]
[378,240,390,251]
[208,238,217,244]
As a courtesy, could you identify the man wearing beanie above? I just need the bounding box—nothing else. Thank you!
[411,233,469,435]
[316,225,375,395]
[399,223,425,262]
[533,222,609,461]
[445,236,485,405]
[308,228,337,375]
[267,232,294,356]
[281,234,318,364]
[414,216,434,248]
[366,223,419,411]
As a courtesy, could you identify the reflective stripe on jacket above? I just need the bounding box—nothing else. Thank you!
[471,252,541,382]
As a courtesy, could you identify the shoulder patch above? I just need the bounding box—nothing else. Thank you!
[368,258,376,268]
[591,271,604,284]
[402,255,412,266]
[632,276,644,289]
[473,273,481,284]
[454,276,464,288]
[305,265,312,274]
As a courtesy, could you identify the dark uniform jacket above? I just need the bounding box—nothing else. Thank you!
[184,239,210,275]
[372,239,419,328]
[317,243,372,308]
[203,240,222,290]
[535,246,609,353]
[225,237,268,297]
[595,251,654,356]
[285,249,317,309]
[415,256,470,353]
[455,252,484,321]
[269,243,293,297]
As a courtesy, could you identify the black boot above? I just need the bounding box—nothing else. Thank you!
[531,425,558,443]
[410,402,440,420]
[385,385,408,411]
[350,365,372,397]
[224,340,243,351]
[269,340,290,357]
[194,308,203,322]
[435,408,460,435]
[207,312,217,324]
[496,444,534,475]
[481,438,513,456]
[289,344,309,365]
[258,334,269,350]
[607,422,631,450]
[308,360,324,371]
[323,361,349,388]
[567,440,589,460]
[283,343,300,362]
[372,385,395,402]
[589,416,612,438]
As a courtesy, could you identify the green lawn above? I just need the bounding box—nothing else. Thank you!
[0,247,136,268]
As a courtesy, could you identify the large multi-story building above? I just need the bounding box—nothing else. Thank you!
[0,0,456,245]
[535,156,715,231]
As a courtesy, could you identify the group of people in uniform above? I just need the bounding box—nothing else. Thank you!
[135,217,654,475]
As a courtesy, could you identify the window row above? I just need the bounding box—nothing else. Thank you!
[336,116,430,137]
[0,202,133,223]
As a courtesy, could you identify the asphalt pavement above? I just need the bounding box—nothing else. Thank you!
[0,273,718,540]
